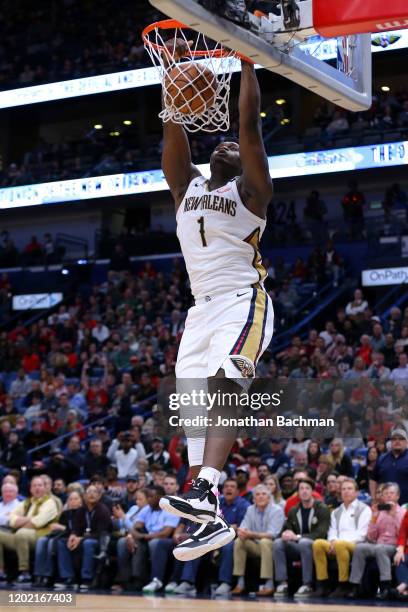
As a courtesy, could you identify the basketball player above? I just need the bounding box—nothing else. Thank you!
[159,40,274,561]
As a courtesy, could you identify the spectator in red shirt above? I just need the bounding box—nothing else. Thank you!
[356,334,373,366]
[22,348,41,373]
[42,407,62,435]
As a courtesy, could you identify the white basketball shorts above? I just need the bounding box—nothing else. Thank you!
[176,286,274,379]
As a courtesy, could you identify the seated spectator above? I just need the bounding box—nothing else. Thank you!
[349,483,405,599]
[146,437,171,471]
[312,478,372,597]
[53,479,67,505]
[107,431,140,478]
[307,440,322,471]
[0,476,59,584]
[0,481,20,527]
[343,356,367,380]
[112,488,148,540]
[370,429,408,506]
[356,446,379,492]
[55,483,111,591]
[0,431,27,470]
[327,438,353,476]
[326,111,349,136]
[315,455,334,491]
[261,438,291,478]
[274,478,331,598]
[63,436,84,476]
[335,414,364,452]
[367,352,390,380]
[9,369,32,400]
[235,466,253,503]
[345,289,368,319]
[83,439,110,479]
[33,490,84,588]
[390,353,408,386]
[324,473,342,511]
[232,484,285,597]
[276,281,298,318]
[264,474,286,509]
[289,357,314,379]
[118,475,140,512]
[113,485,179,591]
[285,469,323,516]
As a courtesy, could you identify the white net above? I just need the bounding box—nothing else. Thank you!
[143,22,238,133]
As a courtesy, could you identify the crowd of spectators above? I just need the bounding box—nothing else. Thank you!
[0,254,405,598]
[311,89,408,143]
[0,0,160,90]
[2,88,408,190]
[0,232,63,269]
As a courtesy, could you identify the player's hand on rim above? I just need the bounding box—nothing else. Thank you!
[162,37,193,64]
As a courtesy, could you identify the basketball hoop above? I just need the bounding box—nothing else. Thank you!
[142,19,242,133]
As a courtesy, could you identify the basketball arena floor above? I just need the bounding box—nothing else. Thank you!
[12,592,408,611]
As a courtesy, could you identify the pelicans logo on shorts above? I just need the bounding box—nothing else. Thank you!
[229,355,255,378]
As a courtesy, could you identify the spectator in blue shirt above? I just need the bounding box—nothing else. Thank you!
[261,439,291,478]
[370,429,408,505]
[114,485,179,591]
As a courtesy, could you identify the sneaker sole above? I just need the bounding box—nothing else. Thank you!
[160,496,216,524]
[274,592,288,598]
[173,589,197,596]
[173,527,236,561]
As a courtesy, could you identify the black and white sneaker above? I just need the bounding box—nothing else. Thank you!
[173,516,236,561]
[159,478,219,523]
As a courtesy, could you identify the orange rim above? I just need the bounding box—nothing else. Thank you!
[142,18,253,62]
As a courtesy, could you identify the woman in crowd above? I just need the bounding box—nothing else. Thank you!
[307,440,321,470]
[315,454,334,494]
[356,446,378,492]
[111,488,149,592]
[264,474,285,508]
[336,413,364,451]
[285,427,310,459]
[33,490,84,587]
[327,438,353,476]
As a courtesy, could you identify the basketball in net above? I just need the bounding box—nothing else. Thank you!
[164,62,217,115]
[142,19,242,132]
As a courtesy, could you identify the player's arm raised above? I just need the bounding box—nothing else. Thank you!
[237,60,273,218]
[161,39,201,209]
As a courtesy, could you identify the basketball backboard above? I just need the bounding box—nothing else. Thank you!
[149,0,372,112]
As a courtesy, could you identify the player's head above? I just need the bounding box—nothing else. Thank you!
[210,141,241,177]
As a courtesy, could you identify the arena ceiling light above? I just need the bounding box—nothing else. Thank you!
[123,120,133,125]
[94,124,103,129]
[381,85,391,91]
[260,112,267,118]
[275,99,286,105]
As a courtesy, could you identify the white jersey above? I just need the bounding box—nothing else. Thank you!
[176,176,267,300]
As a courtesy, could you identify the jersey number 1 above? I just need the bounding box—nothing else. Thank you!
[198,216,207,247]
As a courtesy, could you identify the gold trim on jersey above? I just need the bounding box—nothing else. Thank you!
[230,287,268,365]
[243,227,267,284]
